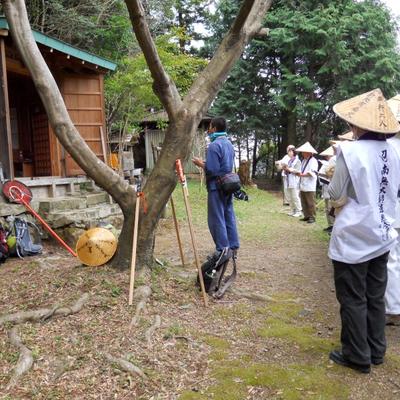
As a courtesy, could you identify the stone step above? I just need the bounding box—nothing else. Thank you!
[46,203,121,229]
[86,192,109,206]
[0,197,39,217]
[39,197,86,213]
[38,192,110,213]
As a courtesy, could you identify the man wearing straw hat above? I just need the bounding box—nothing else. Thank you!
[328,88,400,373]
[384,95,400,326]
[295,142,318,223]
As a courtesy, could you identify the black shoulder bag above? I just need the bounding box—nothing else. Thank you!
[216,172,241,195]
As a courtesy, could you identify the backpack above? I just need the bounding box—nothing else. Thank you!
[13,218,42,258]
[0,224,9,264]
[196,247,237,299]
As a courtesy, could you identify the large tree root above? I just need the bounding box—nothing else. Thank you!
[0,293,90,326]
[129,286,152,329]
[1,293,90,390]
[6,326,34,390]
[231,288,274,302]
[145,315,161,347]
[104,353,146,379]
[231,288,300,303]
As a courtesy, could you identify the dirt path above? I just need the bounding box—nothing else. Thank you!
[0,186,399,399]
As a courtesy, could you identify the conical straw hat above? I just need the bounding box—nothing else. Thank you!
[296,141,317,154]
[388,95,400,121]
[76,227,117,267]
[333,88,400,134]
[319,146,335,157]
[337,131,355,141]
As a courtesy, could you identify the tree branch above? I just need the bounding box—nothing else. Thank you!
[6,326,34,390]
[183,0,273,117]
[124,0,182,119]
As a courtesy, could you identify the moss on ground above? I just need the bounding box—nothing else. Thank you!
[256,300,335,354]
[257,318,334,354]
[180,361,349,400]
[213,302,252,321]
[180,294,347,400]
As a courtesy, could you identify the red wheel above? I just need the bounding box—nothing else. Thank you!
[2,180,33,204]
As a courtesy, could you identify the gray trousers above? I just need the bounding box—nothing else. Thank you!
[333,251,389,365]
[324,199,335,227]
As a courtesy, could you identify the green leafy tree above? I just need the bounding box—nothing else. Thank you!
[211,0,400,177]
[105,31,207,133]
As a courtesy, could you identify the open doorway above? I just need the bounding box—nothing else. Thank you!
[7,72,51,177]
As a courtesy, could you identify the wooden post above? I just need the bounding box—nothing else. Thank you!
[128,194,141,305]
[170,196,186,267]
[100,126,113,204]
[0,36,14,179]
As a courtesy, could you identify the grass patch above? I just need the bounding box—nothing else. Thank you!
[164,323,185,339]
[180,362,349,400]
[202,335,231,351]
[257,318,334,354]
[256,300,335,354]
[213,302,252,321]
[171,180,330,249]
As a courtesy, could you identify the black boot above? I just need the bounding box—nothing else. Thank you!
[329,350,370,373]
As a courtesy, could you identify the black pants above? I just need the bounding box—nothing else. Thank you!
[333,251,389,365]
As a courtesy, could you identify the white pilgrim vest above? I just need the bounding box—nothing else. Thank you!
[388,133,400,228]
[329,140,400,264]
[299,156,318,192]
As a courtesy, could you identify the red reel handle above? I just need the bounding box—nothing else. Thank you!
[175,159,185,184]
[9,186,26,203]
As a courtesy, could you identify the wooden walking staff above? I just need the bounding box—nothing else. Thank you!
[175,159,208,307]
[151,144,185,267]
[128,188,147,305]
[170,196,186,267]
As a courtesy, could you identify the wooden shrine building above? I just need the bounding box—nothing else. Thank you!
[0,16,116,195]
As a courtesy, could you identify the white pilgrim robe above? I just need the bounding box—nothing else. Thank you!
[328,140,400,264]
[299,156,318,192]
[385,133,400,314]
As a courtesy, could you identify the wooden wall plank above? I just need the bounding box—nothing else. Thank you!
[0,38,13,179]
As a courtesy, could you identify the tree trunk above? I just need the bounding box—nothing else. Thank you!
[251,134,258,179]
[281,54,297,156]
[304,116,314,142]
[4,0,273,271]
[238,160,251,186]
[136,117,199,267]
[237,138,242,163]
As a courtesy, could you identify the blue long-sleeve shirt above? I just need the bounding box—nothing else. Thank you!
[205,136,235,191]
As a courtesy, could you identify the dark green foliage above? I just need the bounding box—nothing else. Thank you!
[25,0,135,61]
[209,0,400,177]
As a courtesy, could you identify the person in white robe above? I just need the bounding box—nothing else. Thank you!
[282,147,302,217]
[295,142,318,223]
[328,89,400,374]
[319,146,336,232]
[385,95,400,325]
[276,145,295,205]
